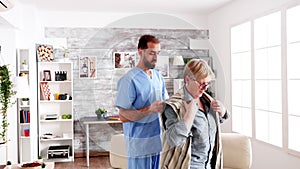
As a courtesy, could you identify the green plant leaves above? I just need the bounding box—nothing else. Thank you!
[0,65,16,143]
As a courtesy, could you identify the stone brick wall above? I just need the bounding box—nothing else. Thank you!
[45,27,209,153]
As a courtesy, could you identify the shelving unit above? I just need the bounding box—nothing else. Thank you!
[37,62,74,162]
[16,49,32,163]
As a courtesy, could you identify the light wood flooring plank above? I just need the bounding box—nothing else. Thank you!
[54,156,113,169]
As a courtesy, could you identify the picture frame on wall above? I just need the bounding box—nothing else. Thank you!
[113,52,136,69]
[79,56,96,79]
[43,70,51,81]
[36,44,54,62]
[155,56,169,78]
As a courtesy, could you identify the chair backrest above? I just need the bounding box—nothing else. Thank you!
[110,134,127,169]
[221,133,252,169]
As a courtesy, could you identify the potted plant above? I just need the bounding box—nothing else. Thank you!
[95,108,107,120]
[6,160,12,169]
[62,46,69,62]
[38,155,43,163]
[21,59,28,70]
[21,98,29,106]
[0,65,16,144]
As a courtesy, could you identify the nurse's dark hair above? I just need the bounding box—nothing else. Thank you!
[138,35,160,50]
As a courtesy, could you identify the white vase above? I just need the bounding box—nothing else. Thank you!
[63,58,70,62]
[55,58,64,62]
[22,101,29,106]
[22,64,28,70]
[6,165,12,169]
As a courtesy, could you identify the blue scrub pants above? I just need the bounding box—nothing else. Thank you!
[128,153,160,169]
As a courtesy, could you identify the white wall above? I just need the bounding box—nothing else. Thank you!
[0,2,209,164]
[208,0,300,168]
[35,10,208,29]
[0,28,18,164]
[0,2,44,163]
[7,1,300,167]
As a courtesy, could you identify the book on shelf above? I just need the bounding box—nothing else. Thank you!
[28,111,30,123]
[20,110,24,123]
[20,110,30,123]
[24,110,27,122]
[107,115,120,121]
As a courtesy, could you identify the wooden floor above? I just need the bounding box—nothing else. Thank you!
[0,155,113,169]
[55,156,113,169]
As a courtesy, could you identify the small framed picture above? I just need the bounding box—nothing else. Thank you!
[43,70,51,81]
[36,44,54,62]
[79,56,97,79]
[113,52,136,69]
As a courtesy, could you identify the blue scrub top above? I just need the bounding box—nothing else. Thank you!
[115,67,169,157]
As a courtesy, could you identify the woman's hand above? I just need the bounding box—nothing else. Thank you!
[183,99,198,115]
[183,99,198,130]
[211,100,226,117]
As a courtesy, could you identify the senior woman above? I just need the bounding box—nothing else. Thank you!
[160,59,230,169]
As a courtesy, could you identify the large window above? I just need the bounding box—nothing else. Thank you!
[231,4,300,154]
[254,12,282,147]
[287,5,300,152]
[231,22,252,137]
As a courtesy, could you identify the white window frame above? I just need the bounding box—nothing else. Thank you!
[230,3,300,158]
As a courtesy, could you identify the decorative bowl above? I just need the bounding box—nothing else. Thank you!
[21,161,42,169]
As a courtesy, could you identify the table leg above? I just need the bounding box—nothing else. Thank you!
[86,124,89,167]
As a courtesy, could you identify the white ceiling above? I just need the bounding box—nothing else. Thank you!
[23,0,234,15]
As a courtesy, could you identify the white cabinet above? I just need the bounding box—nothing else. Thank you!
[37,62,74,162]
[16,49,33,163]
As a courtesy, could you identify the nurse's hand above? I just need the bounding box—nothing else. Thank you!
[149,100,165,113]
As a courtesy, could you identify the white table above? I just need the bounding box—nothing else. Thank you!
[81,116,122,167]
[8,162,54,169]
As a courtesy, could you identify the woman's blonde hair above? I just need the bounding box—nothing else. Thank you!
[183,59,215,82]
